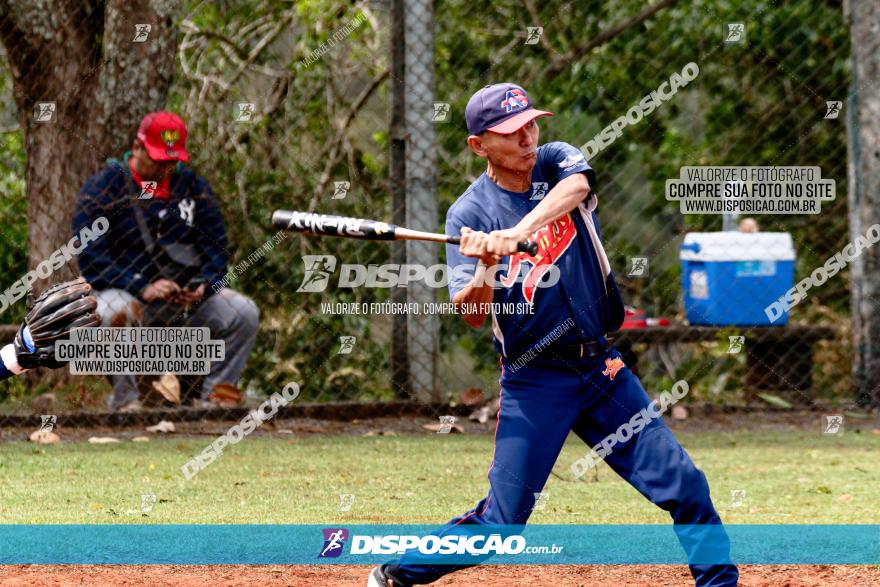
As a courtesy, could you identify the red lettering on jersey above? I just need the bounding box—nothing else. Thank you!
[500,213,576,303]
[602,357,625,380]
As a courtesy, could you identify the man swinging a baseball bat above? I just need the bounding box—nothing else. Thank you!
[369,84,738,586]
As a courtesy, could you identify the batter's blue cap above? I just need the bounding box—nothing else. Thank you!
[465,83,553,135]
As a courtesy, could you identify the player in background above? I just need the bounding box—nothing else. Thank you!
[369,84,738,586]
[0,278,100,380]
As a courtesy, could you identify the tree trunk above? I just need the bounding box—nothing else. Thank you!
[0,0,179,389]
[846,0,880,406]
[0,0,180,292]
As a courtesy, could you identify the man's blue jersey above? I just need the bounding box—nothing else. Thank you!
[445,141,625,361]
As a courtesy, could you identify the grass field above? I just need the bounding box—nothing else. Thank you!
[1,426,878,525]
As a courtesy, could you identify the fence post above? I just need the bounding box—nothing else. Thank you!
[390,0,410,398]
[846,0,880,407]
[403,0,439,403]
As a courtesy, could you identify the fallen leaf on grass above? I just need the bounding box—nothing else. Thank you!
[756,393,793,409]
[29,430,60,444]
[146,420,176,434]
[459,387,485,407]
[363,430,399,437]
[296,425,328,433]
[132,436,150,442]
[422,423,464,434]
[469,406,491,424]
[88,437,120,444]
[151,373,181,404]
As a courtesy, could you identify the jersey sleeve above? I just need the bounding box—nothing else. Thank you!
[444,196,491,301]
[0,326,32,380]
[539,141,597,191]
[0,349,17,380]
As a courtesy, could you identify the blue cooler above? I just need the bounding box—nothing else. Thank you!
[680,232,795,326]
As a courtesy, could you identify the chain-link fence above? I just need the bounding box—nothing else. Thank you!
[0,0,859,433]
[433,0,853,408]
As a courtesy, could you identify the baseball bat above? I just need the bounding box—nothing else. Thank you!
[271,210,539,255]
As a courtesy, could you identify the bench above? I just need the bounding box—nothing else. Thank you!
[609,324,837,392]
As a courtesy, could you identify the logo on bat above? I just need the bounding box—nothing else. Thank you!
[288,212,391,238]
[500,213,576,303]
[501,89,529,113]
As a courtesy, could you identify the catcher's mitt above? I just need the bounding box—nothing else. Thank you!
[13,277,101,369]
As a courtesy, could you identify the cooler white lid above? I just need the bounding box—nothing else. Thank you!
[680,232,796,262]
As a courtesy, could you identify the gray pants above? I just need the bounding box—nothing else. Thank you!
[95,288,260,408]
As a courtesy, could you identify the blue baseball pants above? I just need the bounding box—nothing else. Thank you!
[385,347,739,586]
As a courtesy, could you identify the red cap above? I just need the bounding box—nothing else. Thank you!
[137,112,190,162]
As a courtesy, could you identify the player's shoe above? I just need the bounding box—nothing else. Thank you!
[367,565,406,587]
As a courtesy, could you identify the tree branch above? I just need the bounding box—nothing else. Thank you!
[546,0,681,79]
[308,69,391,212]
[522,0,566,70]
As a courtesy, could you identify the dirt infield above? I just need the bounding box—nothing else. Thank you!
[1,565,878,586]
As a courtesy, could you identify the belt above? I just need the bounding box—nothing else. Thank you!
[539,336,614,360]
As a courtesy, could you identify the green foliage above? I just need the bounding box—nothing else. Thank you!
[0,428,877,523]
[0,131,28,326]
[432,0,852,399]
[155,0,860,402]
[0,0,856,402]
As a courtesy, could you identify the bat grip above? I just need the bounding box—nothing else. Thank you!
[446,236,538,256]
[518,241,539,255]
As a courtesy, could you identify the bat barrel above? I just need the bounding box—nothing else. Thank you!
[271,210,297,230]
[271,210,398,241]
